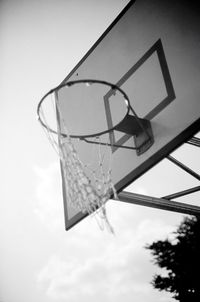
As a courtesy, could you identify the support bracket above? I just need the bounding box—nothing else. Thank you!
[115,114,154,155]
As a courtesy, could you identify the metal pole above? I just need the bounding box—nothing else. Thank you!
[118,191,200,217]
[187,137,200,147]
[163,186,200,200]
[167,155,200,181]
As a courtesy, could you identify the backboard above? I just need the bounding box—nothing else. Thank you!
[57,0,200,230]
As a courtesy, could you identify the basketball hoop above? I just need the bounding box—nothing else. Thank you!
[37,79,154,232]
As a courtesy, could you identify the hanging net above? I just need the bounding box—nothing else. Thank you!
[37,79,135,233]
[39,93,117,233]
[59,134,117,232]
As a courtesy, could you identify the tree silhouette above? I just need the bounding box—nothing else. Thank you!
[146,216,200,301]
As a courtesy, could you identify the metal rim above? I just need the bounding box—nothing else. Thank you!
[37,79,131,139]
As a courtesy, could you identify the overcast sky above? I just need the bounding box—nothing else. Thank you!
[0,1,199,302]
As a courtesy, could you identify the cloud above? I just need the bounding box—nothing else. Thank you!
[37,253,151,301]
[34,162,177,302]
[37,213,176,302]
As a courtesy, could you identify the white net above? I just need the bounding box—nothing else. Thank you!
[39,93,117,233]
[59,134,116,233]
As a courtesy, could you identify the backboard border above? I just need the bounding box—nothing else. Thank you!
[57,0,200,230]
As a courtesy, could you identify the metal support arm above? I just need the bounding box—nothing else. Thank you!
[167,155,200,181]
[117,191,200,217]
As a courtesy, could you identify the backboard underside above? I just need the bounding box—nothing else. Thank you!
[58,0,200,230]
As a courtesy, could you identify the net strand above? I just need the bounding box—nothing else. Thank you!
[57,95,116,232]
[39,88,118,233]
